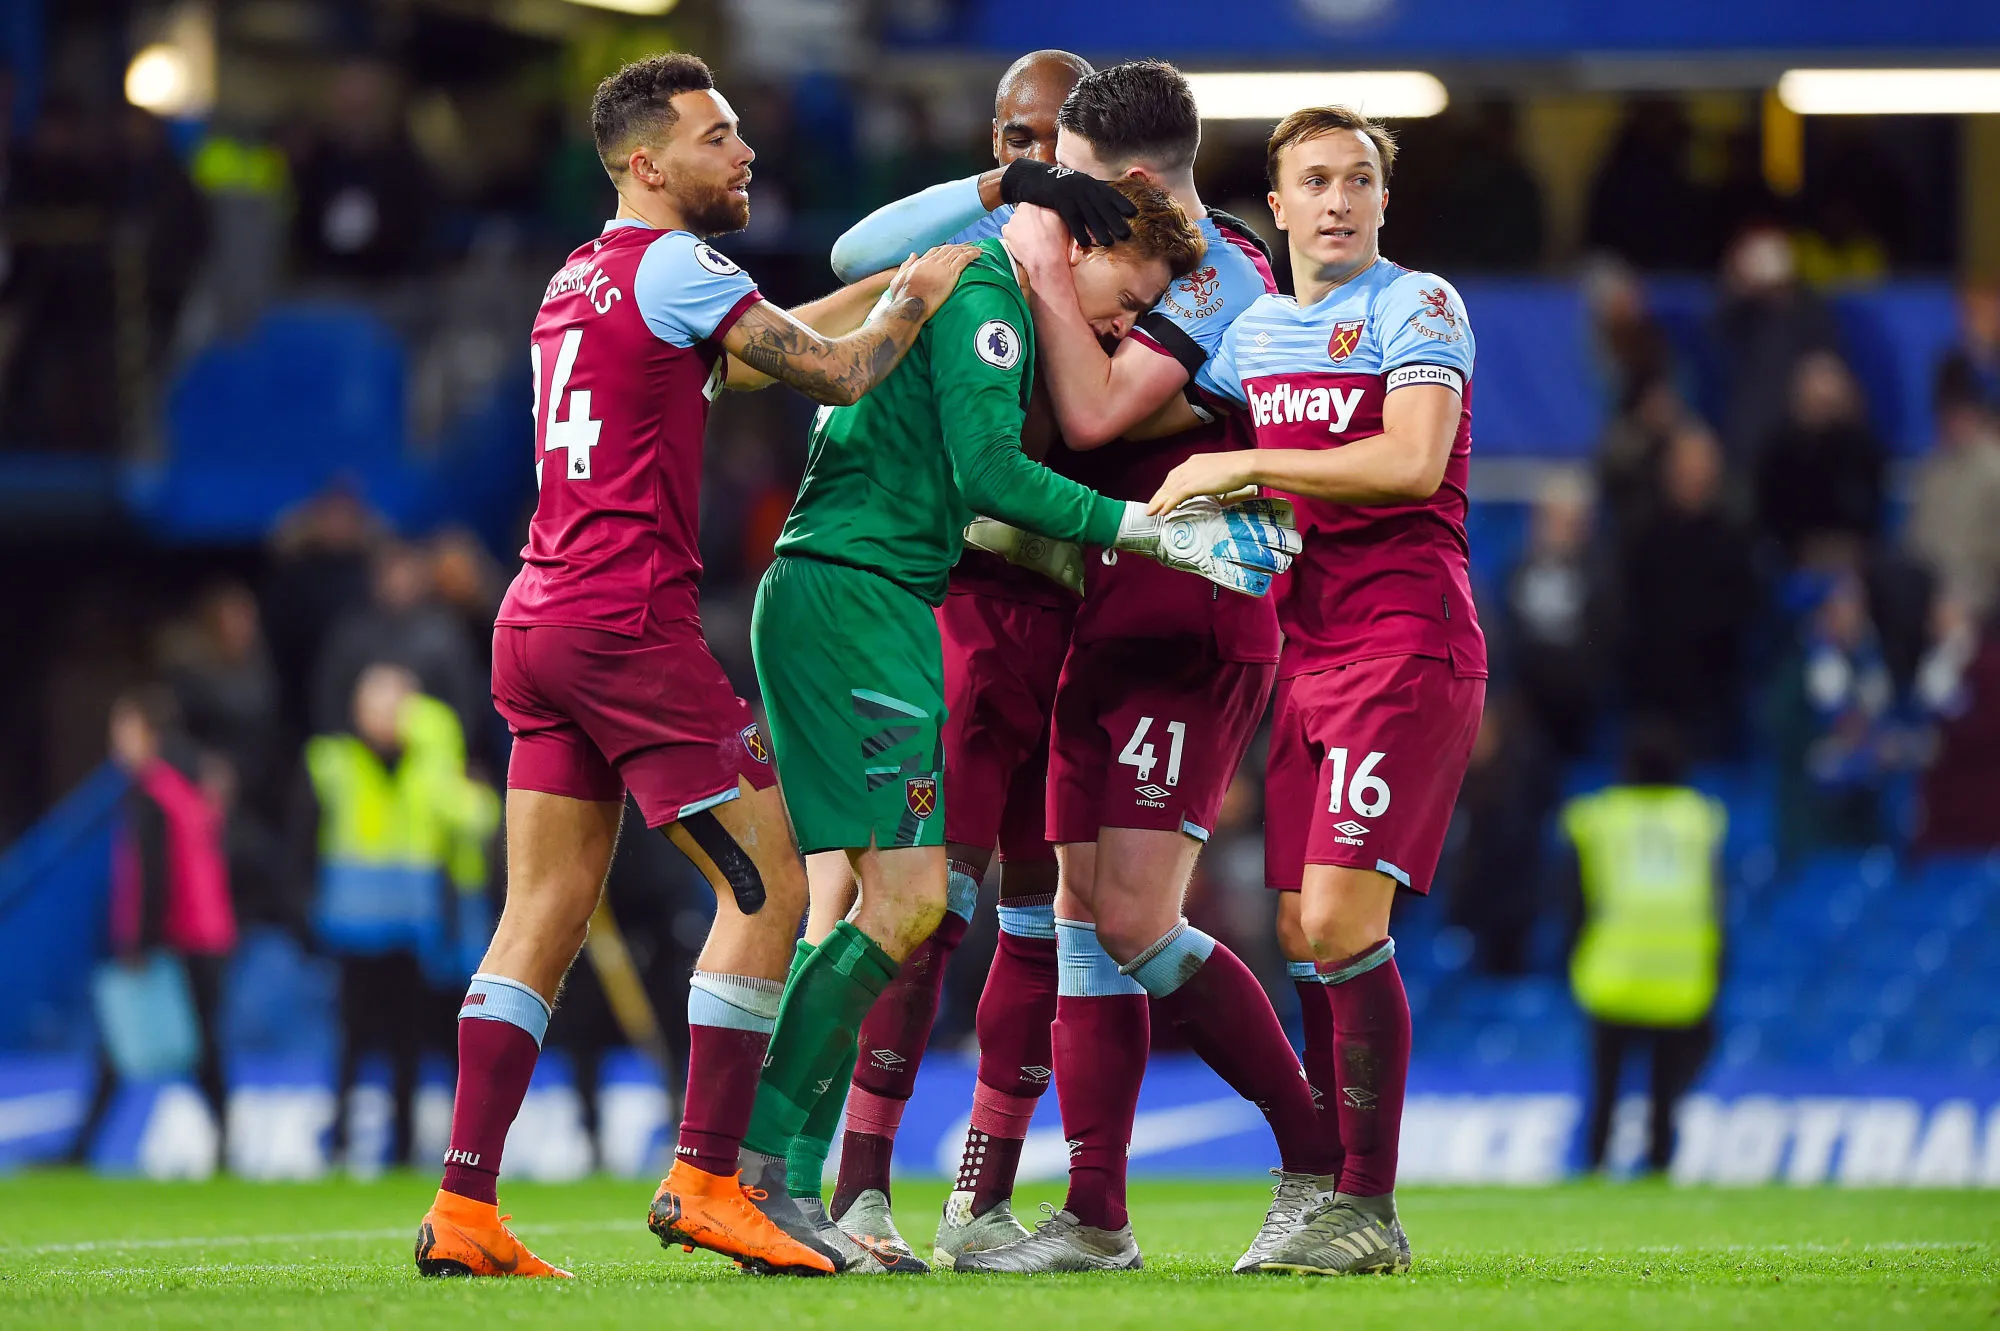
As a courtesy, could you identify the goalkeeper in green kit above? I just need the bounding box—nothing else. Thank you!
[732,178,1300,1271]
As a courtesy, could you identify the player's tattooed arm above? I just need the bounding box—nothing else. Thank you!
[723,270,894,391]
[721,244,980,406]
[723,300,921,405]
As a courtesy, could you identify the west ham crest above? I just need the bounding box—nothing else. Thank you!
[905,775,938,818]
[740,723,770,764]
[1328,318,1366,361]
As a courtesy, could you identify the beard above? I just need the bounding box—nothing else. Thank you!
[667,162,750,236]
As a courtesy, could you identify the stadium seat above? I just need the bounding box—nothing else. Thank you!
[137,304,410,541]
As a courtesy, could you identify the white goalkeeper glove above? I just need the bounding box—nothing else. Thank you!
[1113,494,1300,597]
[962,517,1087,595]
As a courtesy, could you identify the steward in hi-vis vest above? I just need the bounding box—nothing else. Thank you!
[306,688,497,983]
[1562,720,1725,1175]
[1564,785,1725,1028]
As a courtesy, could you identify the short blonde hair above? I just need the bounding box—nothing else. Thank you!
[1266,105,1397,188]
[1106,177,1205,280]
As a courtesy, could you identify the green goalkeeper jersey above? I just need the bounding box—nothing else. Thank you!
[773,238,1126,605]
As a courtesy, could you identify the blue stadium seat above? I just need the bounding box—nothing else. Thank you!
[135,304,410,540]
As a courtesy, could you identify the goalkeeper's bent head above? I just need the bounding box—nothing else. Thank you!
[1067,178,1206,344]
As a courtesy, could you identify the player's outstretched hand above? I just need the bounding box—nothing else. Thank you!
[1145,450,1261,515]
[999,160,1135,248]
[888,243,984,318]
[1113,495,1302,597]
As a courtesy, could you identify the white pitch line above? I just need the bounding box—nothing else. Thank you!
[5,1218,642,1258]
[1529,1240,1986,1257]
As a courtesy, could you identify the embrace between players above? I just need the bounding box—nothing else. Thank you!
[411,47,1484,1282]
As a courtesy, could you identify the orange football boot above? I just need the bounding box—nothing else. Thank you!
[648,1160,836,1276]
[414,1190,573,1278]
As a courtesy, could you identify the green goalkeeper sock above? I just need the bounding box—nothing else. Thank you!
[779,933,852,1200]
[788,1036,858,1199]
[743,920,898,1159]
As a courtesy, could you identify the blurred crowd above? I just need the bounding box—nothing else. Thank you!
[0,45,1961,454]
[1436,252,2000,975]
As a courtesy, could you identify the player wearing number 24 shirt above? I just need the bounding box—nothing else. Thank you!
[416,53,979,1284]
[1147,105,1488,1277]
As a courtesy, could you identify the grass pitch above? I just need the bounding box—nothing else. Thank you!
[0,1172,1993,1329]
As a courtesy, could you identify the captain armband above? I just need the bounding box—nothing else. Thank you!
[1385,364,1464,394]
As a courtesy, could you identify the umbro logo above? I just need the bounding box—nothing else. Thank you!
[1066,1138,1084,1159]
[1021,1065,1052,1083]
[1332,820,1369,837]
[1343,1086,1378,1109]
[1136,784,1170,800]
[870,1048,906,1069]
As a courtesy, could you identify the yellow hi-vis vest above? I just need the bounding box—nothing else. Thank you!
[1563,786,1726,1027]
[304,695,497,955]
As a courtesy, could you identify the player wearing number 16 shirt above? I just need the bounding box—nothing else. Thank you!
[413,53,977,1282]
[1149,105,1489,1277]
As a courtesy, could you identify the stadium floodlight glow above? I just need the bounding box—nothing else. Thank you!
[1186,72,1448,121]
[561,0,680,13]
[125,45,196,116]
[1777,68,2000,115]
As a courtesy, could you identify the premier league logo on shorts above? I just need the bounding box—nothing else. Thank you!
[1328,318,1366,360]
[904,775,938,819]
[740,723,770,764]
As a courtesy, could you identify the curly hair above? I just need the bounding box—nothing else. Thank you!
[590,53,716,172]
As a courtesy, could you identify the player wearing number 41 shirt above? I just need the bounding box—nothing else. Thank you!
[950,61,1341,1279]
[414,53,980,1283]
[1150,105,1489,1278]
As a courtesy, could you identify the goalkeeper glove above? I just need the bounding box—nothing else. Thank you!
[963,517,1087,595]
[1114,495,1301,597]
[999,161,1136,248]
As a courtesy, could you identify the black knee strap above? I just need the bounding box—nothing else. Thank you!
[679,809,767,915]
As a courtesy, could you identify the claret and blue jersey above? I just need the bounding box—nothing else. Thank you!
[1194,255,1488,679]
[498,220,762,639]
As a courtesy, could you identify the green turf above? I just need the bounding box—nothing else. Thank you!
[0,1171,1993,1329]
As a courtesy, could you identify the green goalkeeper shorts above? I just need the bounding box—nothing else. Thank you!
[751,555,946,854]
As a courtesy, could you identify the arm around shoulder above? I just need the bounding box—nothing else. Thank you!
[723,244,980,406]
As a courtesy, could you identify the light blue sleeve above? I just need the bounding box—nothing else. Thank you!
[829,175,993,283]
[1192,317,1248,405]
[1142,240,1271,363]
[946,203,1012,244]
[1375,272,1475,388]
[633,232,762,348]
